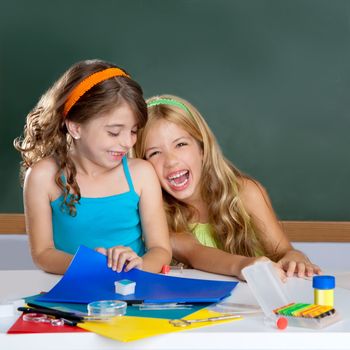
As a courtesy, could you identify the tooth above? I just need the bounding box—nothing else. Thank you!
[168,170,187,180]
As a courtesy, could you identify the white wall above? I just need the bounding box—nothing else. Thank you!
[0,235,349,271]
[0,235,37,270]
[293,242,350,272]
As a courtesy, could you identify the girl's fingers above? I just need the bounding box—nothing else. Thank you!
[278,267,287,283]
[276,259,286,272]
[296,262,306,277]
[285,260,297,277]
[116,250,135,272]
[313,264,322,275]
[305,264,315,277]
[278,257,322,279]
[107,248,115,268]
[273,263,287,282]
[107,247,137,272]
[124,257,143,272]
[107,246,124,269]
[95,247,107,255]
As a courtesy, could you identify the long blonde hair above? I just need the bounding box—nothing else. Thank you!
[135,95,265,257]
[14,59,147,216]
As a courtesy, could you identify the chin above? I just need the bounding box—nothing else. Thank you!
[169,189,193,203]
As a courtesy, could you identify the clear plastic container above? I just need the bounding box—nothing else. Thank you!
[241,261,341,329]
[87,300,127,317]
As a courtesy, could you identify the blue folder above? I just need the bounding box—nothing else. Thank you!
[36,246,238,304]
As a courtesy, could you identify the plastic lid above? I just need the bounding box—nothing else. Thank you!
[312,275,335,290]
[242,261,290,317]
[87,300,127,317]
[114,279,135,286]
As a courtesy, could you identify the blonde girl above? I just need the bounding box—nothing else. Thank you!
[14,60,171,275]
[135,95,320,280]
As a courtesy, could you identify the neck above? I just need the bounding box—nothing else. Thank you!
[184,197,209,223]
[70,151,117,178]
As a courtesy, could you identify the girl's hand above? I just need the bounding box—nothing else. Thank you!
[238,256,287,282]
[95,246,143,272]
[277,250,321,278]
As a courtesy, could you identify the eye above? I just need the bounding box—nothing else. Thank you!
[147,150,160,159]
[108,131,120,137]
[131,129,138,135]
[176,142,188,148]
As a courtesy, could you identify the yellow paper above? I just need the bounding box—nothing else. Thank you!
[78,309,241,342]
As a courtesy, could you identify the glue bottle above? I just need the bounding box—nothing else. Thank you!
[312,275,335,307]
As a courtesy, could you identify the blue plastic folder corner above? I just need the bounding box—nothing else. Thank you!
[36,246,237,304]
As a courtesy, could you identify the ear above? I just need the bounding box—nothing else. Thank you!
[65,120,81,140]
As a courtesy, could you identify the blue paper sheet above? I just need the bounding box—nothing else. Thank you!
[36,246,238,304]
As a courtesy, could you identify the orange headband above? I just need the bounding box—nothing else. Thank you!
[63,67,130,117]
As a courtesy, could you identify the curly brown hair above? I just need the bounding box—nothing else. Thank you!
[14,59,147,216]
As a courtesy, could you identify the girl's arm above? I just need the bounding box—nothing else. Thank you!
[171,233,272,280]
[240,178,321,277]
[23,160,73,274]
[134,160,172,272]
[170,178,319,280]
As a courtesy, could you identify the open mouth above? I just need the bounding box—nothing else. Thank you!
[167,170,189,188]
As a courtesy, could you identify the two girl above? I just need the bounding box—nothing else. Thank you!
[15,60,171,274]
[16,60,319,280]
[135,95,320,280]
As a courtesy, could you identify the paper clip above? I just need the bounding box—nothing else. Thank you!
[169,313,241,327]
[170,264,184,273]
[23,313,65,326]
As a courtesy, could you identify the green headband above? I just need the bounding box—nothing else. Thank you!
[147,98,192,115]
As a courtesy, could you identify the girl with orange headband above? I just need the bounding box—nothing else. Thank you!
[135,95,320,280]
[14,60,171,275]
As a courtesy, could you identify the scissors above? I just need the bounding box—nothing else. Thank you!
[169,313,241,327]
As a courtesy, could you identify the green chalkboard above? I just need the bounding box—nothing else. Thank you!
[1,0,349,220]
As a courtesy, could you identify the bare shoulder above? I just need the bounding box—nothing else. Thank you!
[24,157,59,194]
[127,158,157,178]
[238,177,269,209]
[127,158,159,192]
[26,157,58,181]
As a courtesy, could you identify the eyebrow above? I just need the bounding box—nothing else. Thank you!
[105,124,138,128]
[171,136,191,144]
[145,136,191,153]
[105,124,123,128]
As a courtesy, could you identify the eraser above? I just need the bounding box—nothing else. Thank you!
[114,279,136,295]
[277,317,288,330]
[161,265,170,274]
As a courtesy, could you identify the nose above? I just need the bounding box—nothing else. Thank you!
[163,150,179,168]
[120,131,135,149]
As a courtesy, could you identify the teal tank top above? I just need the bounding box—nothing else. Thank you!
[51,157,145,256]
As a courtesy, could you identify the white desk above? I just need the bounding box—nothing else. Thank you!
[1,269,350,350]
